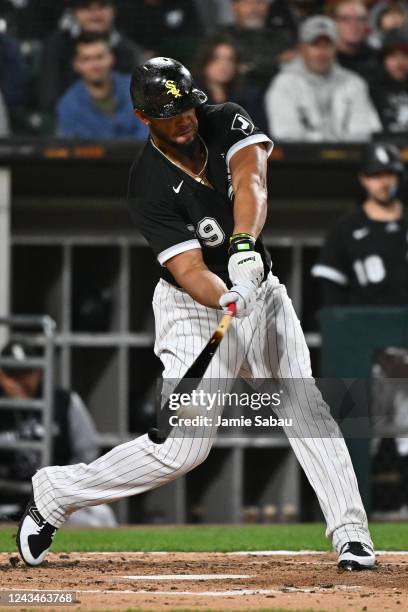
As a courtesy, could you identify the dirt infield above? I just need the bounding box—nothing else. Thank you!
[0,551,407,611]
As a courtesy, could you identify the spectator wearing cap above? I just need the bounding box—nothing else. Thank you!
[327,0,377,80]
[57,33,148,139]
[218,0,295,90]
[312,142,408,305]
[0,340,117,526]
[368,26,408,134]
[38,0,144,114]
[115,0,204,66]
[265,15,381,141]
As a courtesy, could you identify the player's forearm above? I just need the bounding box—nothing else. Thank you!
[175,266,228,309]
[230,144,269,239]
[232,182,268,239]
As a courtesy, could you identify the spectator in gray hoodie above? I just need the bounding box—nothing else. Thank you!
[265,16,381,142]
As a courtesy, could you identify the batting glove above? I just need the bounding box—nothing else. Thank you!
[228,234,264,290]
[219,284,257,318]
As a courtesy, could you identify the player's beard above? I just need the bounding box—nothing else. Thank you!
[173,134,200,157]
[371,185,399,207]
[152,126,200,158]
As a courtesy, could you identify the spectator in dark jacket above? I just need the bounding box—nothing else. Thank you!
[38,0,144,113]
[57,33,148,139]
[369,25,408,133]
[0,33,28,109]
[327,0,378,80]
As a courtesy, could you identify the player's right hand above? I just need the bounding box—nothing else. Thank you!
[227,233,264,290]
[219,284,257,318]
[228,251,264,290]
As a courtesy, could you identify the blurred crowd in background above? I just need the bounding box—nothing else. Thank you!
[1,0,408,139]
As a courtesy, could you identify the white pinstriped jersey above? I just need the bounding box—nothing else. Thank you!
[128,102,273,287]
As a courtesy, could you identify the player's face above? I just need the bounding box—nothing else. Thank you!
[301,38,336,74]
[142,109,199,148]
[74,2,115,33]
[74,41,114,84]
[360,172,399,205]
[385,49,408,82]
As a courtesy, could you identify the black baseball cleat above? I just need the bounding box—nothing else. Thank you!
[337,541,376,571]
[16,495,58,566]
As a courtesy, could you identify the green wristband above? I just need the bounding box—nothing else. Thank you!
[229,233,255,255]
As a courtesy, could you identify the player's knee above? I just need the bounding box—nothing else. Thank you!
[186,443,212,471]
[166,436,212,474]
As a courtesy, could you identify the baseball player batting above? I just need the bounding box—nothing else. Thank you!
[17,57,375,571]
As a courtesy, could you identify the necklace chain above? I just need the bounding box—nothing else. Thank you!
[151,133,209,184]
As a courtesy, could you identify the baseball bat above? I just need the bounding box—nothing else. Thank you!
[148,303,237,443]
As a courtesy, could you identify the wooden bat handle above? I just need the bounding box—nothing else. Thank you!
[211,302,236,344]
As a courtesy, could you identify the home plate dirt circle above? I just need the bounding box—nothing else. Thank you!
[1,551,408,611]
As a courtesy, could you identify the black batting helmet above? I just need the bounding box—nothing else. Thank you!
[130,57,207,119]
[361,143,405,176]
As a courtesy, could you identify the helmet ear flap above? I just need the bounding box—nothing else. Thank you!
[130,57,207,119]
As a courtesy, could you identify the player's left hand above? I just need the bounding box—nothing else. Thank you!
[219,284,257,318]
[228,251,264,290]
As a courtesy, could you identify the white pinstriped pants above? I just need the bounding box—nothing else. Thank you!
[33,274,373,553]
